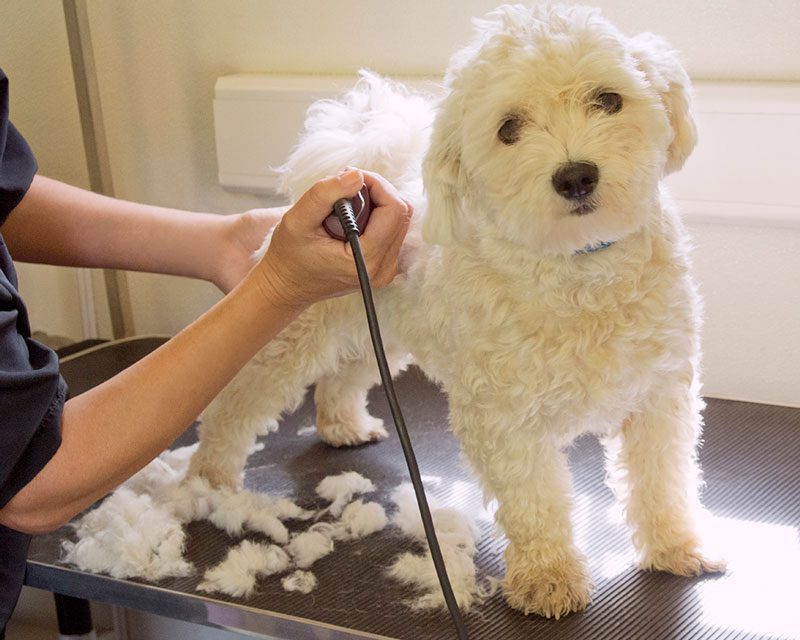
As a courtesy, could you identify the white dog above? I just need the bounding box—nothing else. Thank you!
[187,4,724,618]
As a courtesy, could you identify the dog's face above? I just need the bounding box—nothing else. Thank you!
[422,4,697,255]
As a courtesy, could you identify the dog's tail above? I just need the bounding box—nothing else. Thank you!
[276,71,435,201]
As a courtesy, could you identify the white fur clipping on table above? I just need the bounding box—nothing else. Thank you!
[197,541,290,597]
[315,471,375,517]
[61,445,310,581]
[286,524,336,569]
[61,449,495,607]
[60,451,397,599]
[337,499,389,540]
[281,570,318,594]
[387,484,499,611]
[60,487,193,581]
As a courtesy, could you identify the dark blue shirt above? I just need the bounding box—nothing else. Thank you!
[0,67,66,636]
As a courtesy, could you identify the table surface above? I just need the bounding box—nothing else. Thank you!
[27,338,800,640]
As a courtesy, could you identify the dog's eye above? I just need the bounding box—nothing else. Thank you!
[498,116,524,145]
[594,92,623,114]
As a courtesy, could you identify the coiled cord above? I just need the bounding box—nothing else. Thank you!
[333,198,470,640]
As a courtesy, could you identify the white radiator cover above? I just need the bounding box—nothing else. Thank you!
[213,74,800,230]
[213,74,439,194]
[667,82,800,228]
[214,75,356,194]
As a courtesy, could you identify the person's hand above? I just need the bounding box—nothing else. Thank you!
[254,168,412,312]
[214,207,285,293]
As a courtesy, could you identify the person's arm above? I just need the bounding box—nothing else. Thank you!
[0,169,411,534]
[0,174,281,292]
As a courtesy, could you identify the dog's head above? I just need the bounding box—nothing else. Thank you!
[422,4,696,255]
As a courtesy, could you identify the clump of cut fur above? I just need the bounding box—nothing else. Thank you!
[387,484,497,610]
[61,445,311,580]
[61,487,193,581]
[337,499,388,540]
[281,570,318,594]
[197,541,290,597]
[62,460,394,601]
[286,525,336,569]
[315,471,375,517]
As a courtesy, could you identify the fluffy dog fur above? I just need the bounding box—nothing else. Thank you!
[186,4,724,618]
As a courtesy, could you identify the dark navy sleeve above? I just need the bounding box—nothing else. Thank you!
[0,255,66,508]
[0,66,66,636]
[0,70,36,222]
[0,66,64,510]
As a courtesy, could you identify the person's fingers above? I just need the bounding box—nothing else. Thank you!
[350,172,412,286]
[379,199,412,270]
[362,200,413,287]
[361,170,405,210]
[290,169,365,232]
[360,183,410,245]
[274,168,410,293]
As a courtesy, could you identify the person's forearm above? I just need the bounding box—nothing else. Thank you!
[2,175,230,283]
[0,168,411,534]
[0,269,301,534]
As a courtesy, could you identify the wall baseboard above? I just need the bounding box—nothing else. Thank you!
[679,199,800,229]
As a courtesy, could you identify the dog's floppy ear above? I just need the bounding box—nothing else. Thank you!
[628,33,697,175]
[421,92,471,246]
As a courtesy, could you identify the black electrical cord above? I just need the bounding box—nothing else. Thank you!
[333,198,470,640]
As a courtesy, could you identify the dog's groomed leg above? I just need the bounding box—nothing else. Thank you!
[451,400,592,619]
[186,307,338,489]
[185,361,290,490]
[314,358,386,448]
[314,351,409,447]
[606,379,726,576]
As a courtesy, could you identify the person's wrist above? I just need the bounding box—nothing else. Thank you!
[252,257,310,316]
[211,214,248,292]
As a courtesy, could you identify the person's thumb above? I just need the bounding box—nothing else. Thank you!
[291,169,364,231]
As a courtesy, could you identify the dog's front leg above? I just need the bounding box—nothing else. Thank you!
[606,379,725,576]
[186,305,339,489]
[451,400,592,618]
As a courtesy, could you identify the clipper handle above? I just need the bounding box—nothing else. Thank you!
[323,184,371,240]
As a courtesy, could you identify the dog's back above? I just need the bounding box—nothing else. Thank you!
[276,71,434,208]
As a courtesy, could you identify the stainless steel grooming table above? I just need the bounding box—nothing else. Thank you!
[26,338,800,639]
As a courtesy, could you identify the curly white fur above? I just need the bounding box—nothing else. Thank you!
[281,570,318,594]
[61,487,193,581]
[197,541,290,597]
[63,454,393,598]
[62,445,311,579]
[286,525,335,569]
[336,499,388,540]
[187,3,724,618]
[387,484,495,611]
[315,471,375,517]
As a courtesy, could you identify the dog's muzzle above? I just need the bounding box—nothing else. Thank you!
[552,161,599,214]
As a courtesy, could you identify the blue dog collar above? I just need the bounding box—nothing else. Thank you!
[576,240,615,255]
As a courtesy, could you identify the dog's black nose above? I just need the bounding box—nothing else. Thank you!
[552,162,599,200]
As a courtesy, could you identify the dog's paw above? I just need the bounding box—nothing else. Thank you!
[503,546,592,619]
[316,414,389,448]
[185,460,241,491]
[641,545,726,576]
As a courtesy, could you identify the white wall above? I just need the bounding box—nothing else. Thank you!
[0,0,90,340]
[1,1,799,634]
[689,222,799,406]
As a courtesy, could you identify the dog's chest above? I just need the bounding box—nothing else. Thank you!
[439,260,692,418]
